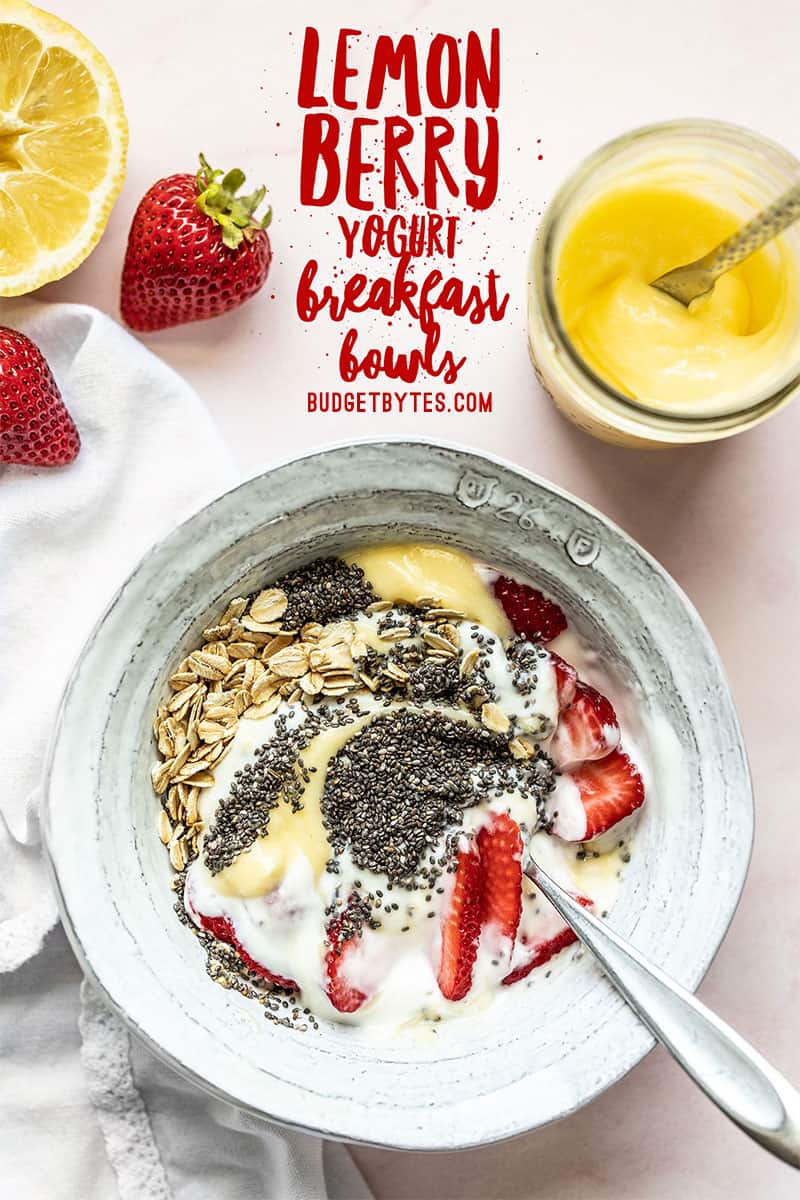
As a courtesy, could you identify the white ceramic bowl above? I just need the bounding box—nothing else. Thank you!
[44,441,753,1150]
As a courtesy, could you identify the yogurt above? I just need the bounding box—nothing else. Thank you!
[168,544,647,1028]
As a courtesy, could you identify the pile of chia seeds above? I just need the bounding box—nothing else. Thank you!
[275,557,376,629]
[408,657,461,701]
[321,709,554,890]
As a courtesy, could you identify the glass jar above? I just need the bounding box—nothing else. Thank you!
[527,120,800,447]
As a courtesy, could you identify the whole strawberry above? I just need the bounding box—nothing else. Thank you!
[120,154,273,332]
[0,328,80,467]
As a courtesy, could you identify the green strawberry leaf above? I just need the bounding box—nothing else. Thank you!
[221,168,246,194]
[195,153,273,251]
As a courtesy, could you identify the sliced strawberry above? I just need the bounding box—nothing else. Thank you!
[493,575,567,643]
[502,896,593,985]
[477,812,523,943]
[548,749,645,842]
[325,912,369,1014]
[548,651,578,710]
[197,913,297,989]
[437,839,483,1001]
[549,681,620,769]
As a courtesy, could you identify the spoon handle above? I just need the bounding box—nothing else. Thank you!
[705,182,800,275]
[523,856,800,1169]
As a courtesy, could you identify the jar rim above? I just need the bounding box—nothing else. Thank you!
[533,119,800,432]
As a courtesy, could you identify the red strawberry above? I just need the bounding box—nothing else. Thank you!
[0,328,80,467]
[549,682,620,769]
[502,895,593,985]
[437,839,483,1001]
[548,749,645,842]
[325,911,369,1014]
[438,815,524,1000]
[477,812,523,943]
[120,153,272,332]
[196,913,297,989]
[548,651,578,710]
[493,575,567,643]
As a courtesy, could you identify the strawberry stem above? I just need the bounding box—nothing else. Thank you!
[195,152,272,250]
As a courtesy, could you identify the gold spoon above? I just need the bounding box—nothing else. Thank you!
[651,182,800,306]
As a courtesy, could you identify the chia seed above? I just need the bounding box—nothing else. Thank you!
[409,657,461,702]
[274,557,376,629]
[321,708,554,889]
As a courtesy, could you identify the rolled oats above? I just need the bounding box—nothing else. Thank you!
[188,650,229,681]
[249,587,289,623]
[481,701,511,734]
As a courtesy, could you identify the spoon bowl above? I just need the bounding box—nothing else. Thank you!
[651,182,800,306]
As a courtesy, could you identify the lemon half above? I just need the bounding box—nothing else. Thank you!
[0,0,127,295]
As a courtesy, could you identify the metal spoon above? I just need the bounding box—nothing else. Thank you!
[651,182,800,306]
[523,852,800,1169]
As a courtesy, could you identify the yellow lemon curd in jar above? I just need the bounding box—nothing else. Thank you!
[555,186,799,413]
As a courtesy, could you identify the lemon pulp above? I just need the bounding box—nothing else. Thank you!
[0,0,127,295]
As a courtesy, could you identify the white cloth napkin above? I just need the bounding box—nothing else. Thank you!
[0,299,371,1200]
[0,297,236,970]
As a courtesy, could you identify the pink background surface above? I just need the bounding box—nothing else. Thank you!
[39,0,800,1194]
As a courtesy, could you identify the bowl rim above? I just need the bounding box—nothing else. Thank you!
[42,436,755,1150]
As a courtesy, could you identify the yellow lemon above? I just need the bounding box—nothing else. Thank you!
[0,0,127,295]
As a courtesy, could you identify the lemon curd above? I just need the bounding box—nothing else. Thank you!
[555,185,797,412]
[210,719,363,898]
[528,122,800,446]
[345,543,511,638]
